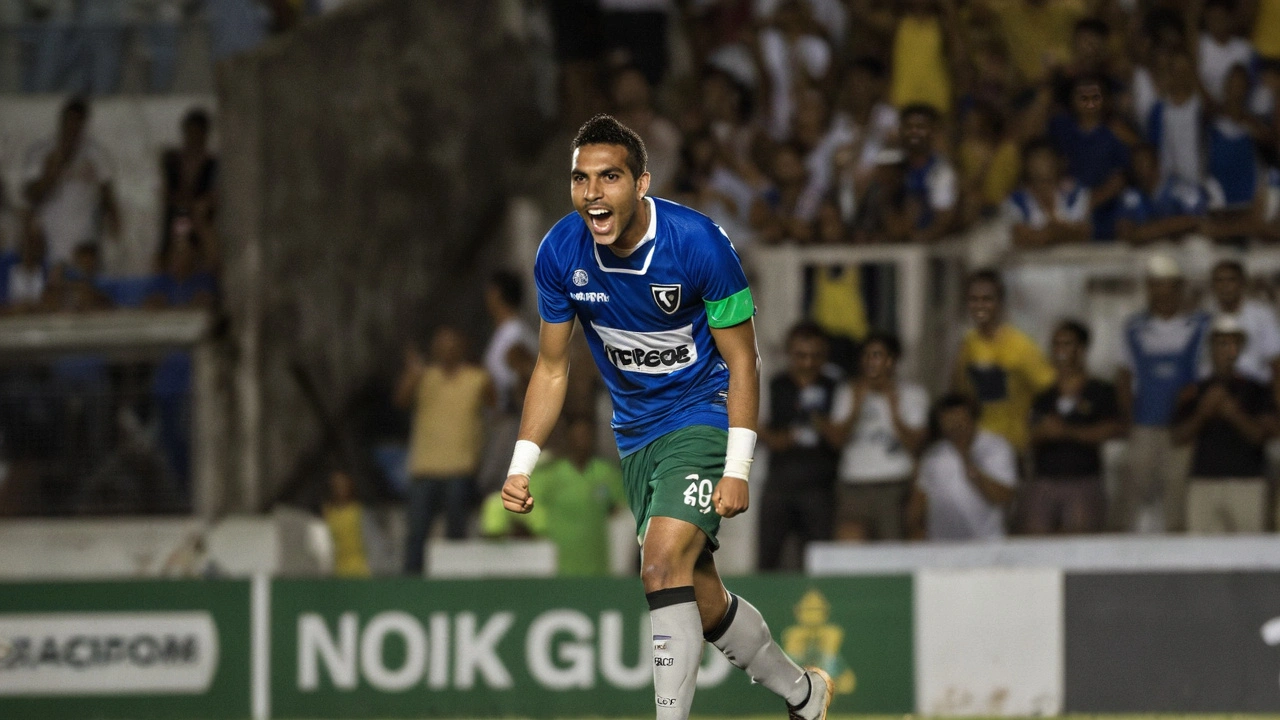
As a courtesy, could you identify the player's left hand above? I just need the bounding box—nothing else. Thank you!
[712,476,749,518]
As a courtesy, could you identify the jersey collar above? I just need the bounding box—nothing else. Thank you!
[594,196,657,275]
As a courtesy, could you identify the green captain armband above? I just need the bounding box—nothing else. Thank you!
[704,287,755,328]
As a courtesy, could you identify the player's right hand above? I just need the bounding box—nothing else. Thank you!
[501,474,534,514]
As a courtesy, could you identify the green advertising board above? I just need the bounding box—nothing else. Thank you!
[270,575,912,718]
[0,580,252,720]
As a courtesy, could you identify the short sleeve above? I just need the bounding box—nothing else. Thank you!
[927,163,958,211]
[830,383,854,424]
[977,435,1017,487]
[533,237,575,324]
[900,384,929,428]
[690,222,753,328]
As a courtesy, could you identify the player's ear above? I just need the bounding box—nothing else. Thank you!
[635,171,650,199]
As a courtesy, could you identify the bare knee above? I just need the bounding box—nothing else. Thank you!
[641,553,691,593]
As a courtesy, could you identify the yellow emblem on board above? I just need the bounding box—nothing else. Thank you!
[781,589,857,694]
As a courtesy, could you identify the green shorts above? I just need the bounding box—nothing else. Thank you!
[620,424,727,550]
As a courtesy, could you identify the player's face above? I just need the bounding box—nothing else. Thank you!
[571,144,651,249]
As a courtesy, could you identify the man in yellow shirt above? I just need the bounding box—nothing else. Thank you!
[394,325,494,574]
[984,0,1085,87]
[953,269,1056,453]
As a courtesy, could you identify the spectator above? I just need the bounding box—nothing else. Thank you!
[1205,259,1280,390]
[22,97,120,268]
[1051,17,1124,111]
[1002,139,1092,248]
[830,56,900,221]
[1147,51,1206,187]
[759,0,834,141]
[1116,143,1209,245]
[1255,0,1280,65]
[900,103,959,242]
[45,242,111,313]
[754,143,814,243]
[480,416,625,577]
[610,66,682,195]
[477,271,536,494]
[1024,320,1123,534]
[394,325,493,574]
[1205,65,1266,213]
[758,322,840,570]
[991,0,1085,88]
[1048,75,1129,239]
[161,108,218,261]
[1197,0,1256,104]
[952,269,1056,455]
[889,0,957,115]
[850,148,913,244]
[672,131,759,241]
[956,102,1015,222]
[825,332,929,540]
[5,219,47,313]
[145,225,217,310]
[1173,315,1278,533]
[907,393,1017,541]
[322,468,372,577]
[1115,254,1211,532]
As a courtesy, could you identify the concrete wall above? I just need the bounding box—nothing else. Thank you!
[216,0,544,510]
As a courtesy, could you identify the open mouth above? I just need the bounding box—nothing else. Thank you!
[586,207,614,237]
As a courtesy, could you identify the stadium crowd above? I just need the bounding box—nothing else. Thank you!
[6,0,1280,575]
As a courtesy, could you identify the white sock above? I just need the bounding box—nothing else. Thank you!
[706,593,810,706]
[647,587,702,719]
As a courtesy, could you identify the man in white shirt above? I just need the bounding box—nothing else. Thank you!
[1205,259,1280,395]
[1198,0,1256,103]
[824,332,928,540]
[22,97,119,267]
[908,393,1017,541]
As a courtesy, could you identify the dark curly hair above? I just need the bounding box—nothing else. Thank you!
[572,114,648,181]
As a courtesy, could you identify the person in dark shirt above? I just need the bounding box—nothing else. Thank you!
[758,321,840,570]
[1047,75,1130,240]
[1024,320,1124,534]
[1173,315,1279,533]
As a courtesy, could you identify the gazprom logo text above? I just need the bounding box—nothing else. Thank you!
[591,323,698,375]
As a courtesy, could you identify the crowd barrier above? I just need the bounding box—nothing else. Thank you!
[2,560,1278,718]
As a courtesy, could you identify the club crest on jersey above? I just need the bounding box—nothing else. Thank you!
[650,283,681,314]
[572,269,589,287]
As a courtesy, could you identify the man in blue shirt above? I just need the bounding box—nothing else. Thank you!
[500,115,832,720]
[1116,143,1208,245]
[1114,255,1210,532]
[1048,76,1130,240]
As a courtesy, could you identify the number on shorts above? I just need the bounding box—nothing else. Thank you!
[683,474,714,513]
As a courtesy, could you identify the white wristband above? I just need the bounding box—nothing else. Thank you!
[723,427,757,481]
[507,440,541,478]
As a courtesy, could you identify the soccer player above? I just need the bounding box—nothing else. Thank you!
[501,115,833,719]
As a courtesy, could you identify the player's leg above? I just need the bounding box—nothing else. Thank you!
[640,516,711,719]
[695,549,833,719]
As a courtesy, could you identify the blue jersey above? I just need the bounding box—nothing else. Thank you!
[534,197,754,456]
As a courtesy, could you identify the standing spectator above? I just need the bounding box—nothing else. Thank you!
[1116,143,1209,245]
[1197,0,1256,104]
[1205,259,1280,392]
[757,322,840,570]
[22,98,119,268]
[480,417,626,577]
[394,325,493,574]
[830,56,899,220]
[322,468,372,578]
[900,104,959,243]
[1173,315,1278,533]
[1115,255,1211,532]
[759,0,834,141]
[1048,76,1130,240]
[610,66,682,195]
[1024,321,1123,534]
[160,108,218,261]
[889,0,957,115]
[825,332,929,540]
[1205,65,1267,213]
[908,393,1017,541]
[478,271,536,494]
[1003,140,1092,248]
[991,0,1085,89]
[953,268,1057,455]
[1147,51,1206,187]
